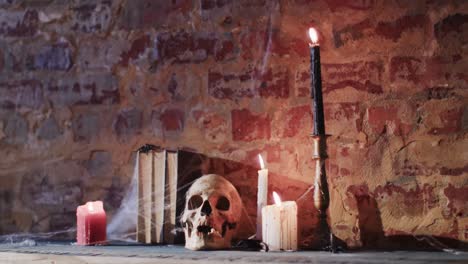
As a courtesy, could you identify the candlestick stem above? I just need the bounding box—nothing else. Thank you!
[311,134,331,249]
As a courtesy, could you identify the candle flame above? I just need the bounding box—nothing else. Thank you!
[308,27,318,44]
[273,191,282,206]
[258,154,265,169]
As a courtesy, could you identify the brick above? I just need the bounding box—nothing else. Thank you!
[37,116,62,140]
[45,74,119,106]
[419,86,457,101]
[325,0,375,11]
[209,66,289,99]
[119,35,151,67]
[249,144,281,164]
[4,40,73,72]
[27,42,73,71]
[160,108,185,132]
[240,30,308,60]
[162,72,199,101]
[19,161,84,214]
[367,106,412,136]
[1,75,118,108]
[0,48,3,72]
[429,108,462,135]
[215,39,235,61]
[444,184,468,217]
[119,0,192,30]
[394,159,432,177]
[390,56,423,83]
[328,163,352,181]
[87,151,112,178]
[294,70,310,97]
[326,102,360,121]
[0,80,44,109]
[229,0,267,10]
[201,0,231,10]
[167,74,178,99]
[0,0,14,7]
[113,108,143,139]
[157,31,235,64]
[2,113,28,144]
[258,68,290,98]
[239,31,262,60]
[439,165,468,177]
[244,144,281,168]
[0,9,38,37]
[103,178,127,210]
[299,61,384,96]
[231,109,270,141]
[325,102,362,133]
[333,19,372,48]
[72,113,100,142]
[434,13,468,41]
[77,37,125,71]
[333,14,428,47]
[424,56,465,85]
[192,109,227,142]
[282,105,311,138]
[375,14,429,41]
[463,107,468,131]
[71,1,112,33]
[197,0,234,26]
[374,183,437,217]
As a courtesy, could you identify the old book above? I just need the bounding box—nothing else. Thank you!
[137,149,153,244]
[153,149,166,244]
[164,150,178,244]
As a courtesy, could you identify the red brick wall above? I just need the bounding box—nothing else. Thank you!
[0,0,466,248]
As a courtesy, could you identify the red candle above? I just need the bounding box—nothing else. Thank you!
[76,201,107,245]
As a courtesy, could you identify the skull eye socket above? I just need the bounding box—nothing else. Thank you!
[216,196,230,211]
[188,195,203,210]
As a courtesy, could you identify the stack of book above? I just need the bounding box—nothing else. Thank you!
[137,145,178,244]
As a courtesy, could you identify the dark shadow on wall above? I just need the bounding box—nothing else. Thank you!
[354,190,468,251]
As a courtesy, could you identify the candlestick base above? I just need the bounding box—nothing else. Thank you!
[310,133,331,250]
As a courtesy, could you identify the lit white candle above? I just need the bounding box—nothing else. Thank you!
[262,192,298,251]
[256,154,268,240]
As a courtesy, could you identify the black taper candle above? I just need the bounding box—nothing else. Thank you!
[310,45,325,135]
[308,27,332,251]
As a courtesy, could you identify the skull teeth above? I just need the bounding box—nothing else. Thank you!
[195,225,222,237]
[208,228,222,237]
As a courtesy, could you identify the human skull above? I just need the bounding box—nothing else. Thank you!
[181,174,242,250]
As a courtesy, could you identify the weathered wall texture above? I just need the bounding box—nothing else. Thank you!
[0,0,467,249]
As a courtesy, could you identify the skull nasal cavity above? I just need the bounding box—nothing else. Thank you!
[201,200,212,216]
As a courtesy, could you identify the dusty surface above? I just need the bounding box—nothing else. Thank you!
[0,247,468,264]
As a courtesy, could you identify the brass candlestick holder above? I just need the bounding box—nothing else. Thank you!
[311,133,331,249]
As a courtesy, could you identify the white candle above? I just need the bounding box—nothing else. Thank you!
[262,192,298,251]
[257,154,268,240]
